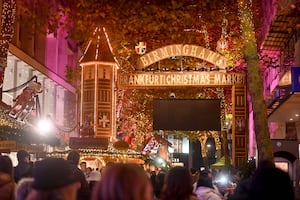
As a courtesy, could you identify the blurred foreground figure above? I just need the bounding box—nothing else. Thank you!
[91,163,153,200]
[67,150,91,200]
[15,177,34,200]
[0,155,15,200]
[229,160,294,200]
[248,160,294,200]
[25,158,81,200]
[195,170,223,200]
[159,166,198,200]
[14,150,32,183]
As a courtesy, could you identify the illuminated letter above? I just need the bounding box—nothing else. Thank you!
[146,54,153,65]
[175,45,182,56]
[166,75,171,84]
[193,74,200,84]
[198,48,205,59]
[140,57,149,67]
[182,45,189,55]
[170,75,176,84]
[190,45,198,57]
[154,74,159,85]
[183,75,188,84]
[128,75,134,85]
[160,47,169,59]
[152,51,161,63]
[206,51,217,64]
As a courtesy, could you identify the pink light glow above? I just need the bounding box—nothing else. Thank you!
[248,111,255,158]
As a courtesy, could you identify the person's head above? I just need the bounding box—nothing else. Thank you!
[160,166,194,200]
[0,155,13,176]
[196,170,214,189]
[79,161,87,171]
[190,168,196,175]
[15,177,34,200]
[190,168,199,184]
[92,163,153,200]
[154,170,166,198]
[26,157,81,200]
[87,167,92,174]
[17,150,30,163]
[67,150,80,165]
[249,162,294,200]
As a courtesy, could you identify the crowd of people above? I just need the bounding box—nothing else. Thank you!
[0,149,295,200]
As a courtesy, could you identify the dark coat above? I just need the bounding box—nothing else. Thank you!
[248,166,294,200]
[68,160,91,200]
[228,178,251,200]
[0,172,15,200]
[14,162,32,183]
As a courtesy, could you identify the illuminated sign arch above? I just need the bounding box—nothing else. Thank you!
[136,44,227,69]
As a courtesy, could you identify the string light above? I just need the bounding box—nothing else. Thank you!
[238,0,257,57]
[184,13,210,50]
[46,144,147,161]
[0,0,16,71]
[217,8,229,53]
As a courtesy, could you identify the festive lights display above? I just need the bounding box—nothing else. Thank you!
[3,1,265,158]
[117,87,231,148]
[238,0,257,58]
[0,0,17,129]
[46,143,147,163]
[216,11,229,53]
[0,0,16,73]
[0,106,22,129]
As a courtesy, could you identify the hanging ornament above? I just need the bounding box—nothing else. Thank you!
[216,37,229,53]
[216,12,229,53]
[135,41,147,55]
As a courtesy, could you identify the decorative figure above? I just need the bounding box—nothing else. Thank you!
[9,81,42,121]
[124,133,135,145]
[216,16,229,53]
[80,120,94,138]
[142,133,172,156]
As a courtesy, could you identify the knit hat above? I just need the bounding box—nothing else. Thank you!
[32,158,79,190]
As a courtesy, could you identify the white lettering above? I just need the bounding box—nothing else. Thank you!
[118,73,244,87]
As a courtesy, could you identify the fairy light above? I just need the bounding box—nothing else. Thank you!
[0,0,16,71]
[238,0,257,57]
[184,14,210,50]
[46,146,147,161]
[0,107,23,129]
[201,18,210,50]
[103,27,120,69]
[216,8,229,54]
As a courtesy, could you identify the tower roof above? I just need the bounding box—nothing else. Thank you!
[79,27,116,64]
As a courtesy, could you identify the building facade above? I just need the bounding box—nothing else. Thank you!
[251,0,300,188]
[1,2,79,152]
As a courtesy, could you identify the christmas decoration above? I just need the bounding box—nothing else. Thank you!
[135,41,147,55]
[9,81,43,121]
[216,12,229,53]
